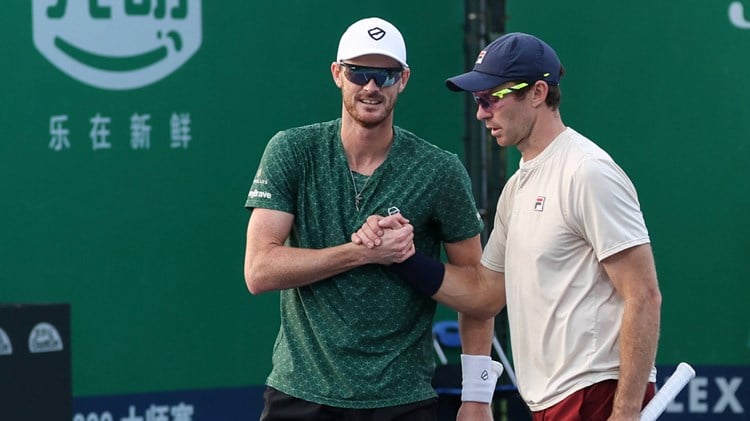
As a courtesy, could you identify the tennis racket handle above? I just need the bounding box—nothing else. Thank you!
[640,362,696,421]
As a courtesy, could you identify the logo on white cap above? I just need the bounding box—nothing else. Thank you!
[368,27,386,40]
[336,17,408,68]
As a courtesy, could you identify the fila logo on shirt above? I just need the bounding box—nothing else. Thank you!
[534,196,546,212]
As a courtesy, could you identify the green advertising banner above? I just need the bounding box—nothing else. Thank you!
[1,0,748,418]
[1,0,469,402]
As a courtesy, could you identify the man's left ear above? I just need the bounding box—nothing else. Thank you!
[399,69,410,92]
[532,81,549,106]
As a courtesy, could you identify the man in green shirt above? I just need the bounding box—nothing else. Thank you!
[244,17,503,420]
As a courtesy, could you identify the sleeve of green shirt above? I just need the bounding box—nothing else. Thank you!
[245,130,299,214]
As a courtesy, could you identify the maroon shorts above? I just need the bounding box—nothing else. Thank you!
[531,380,656,421]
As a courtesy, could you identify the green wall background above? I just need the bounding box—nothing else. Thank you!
[1,0,748,399]
[1,1,467,396]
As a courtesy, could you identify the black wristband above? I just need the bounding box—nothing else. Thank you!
[388,251,445,296]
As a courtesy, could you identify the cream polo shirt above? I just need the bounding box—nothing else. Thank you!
[481,127,656,411]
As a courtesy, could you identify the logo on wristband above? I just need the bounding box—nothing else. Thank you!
[481,369,489,381]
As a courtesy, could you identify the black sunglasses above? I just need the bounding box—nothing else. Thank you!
[339,62,403,88]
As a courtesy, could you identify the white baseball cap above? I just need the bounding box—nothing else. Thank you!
[336,17,408,68]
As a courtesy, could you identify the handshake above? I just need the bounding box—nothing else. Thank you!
[350,213,504,404]
[350,212,416,265]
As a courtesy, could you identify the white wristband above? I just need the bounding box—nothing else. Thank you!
[460,354,504,403]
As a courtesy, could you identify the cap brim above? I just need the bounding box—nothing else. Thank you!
[445,70,510,92]
[338,48,409,68]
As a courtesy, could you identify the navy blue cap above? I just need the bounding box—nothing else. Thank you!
[446,32,561,92]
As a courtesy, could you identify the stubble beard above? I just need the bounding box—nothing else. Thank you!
[344,93,397,129]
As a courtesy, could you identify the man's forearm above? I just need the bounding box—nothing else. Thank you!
[246,242,373,294]
[432,263,506,320]
[459,312,494,355]
[612,296,661,416]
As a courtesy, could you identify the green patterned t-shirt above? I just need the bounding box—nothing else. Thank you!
[245,119,483,408]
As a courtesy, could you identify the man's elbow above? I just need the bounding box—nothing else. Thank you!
[244,263,270,295]
[470,274,506,319]
[629,280,662,319]
[475,299,505,320]
[457,292,505,320]
[438,267,505,319]
[648,284,662,311]
[244,271,260,295]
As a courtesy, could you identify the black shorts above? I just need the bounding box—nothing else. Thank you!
[259,386,438,421]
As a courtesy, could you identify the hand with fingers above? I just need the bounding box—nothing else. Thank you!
[351,213,410,248]
[352,213,415,265]
[352,212,444,297]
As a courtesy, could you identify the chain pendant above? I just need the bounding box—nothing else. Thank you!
[350,168,373,212]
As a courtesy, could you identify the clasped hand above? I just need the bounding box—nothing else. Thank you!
[351,214,415,264]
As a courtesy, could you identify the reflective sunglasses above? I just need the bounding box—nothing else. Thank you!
[472,82,530,110]
[339,62,403,88]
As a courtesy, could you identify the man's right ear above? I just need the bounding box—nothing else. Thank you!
[331,62,343,88]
